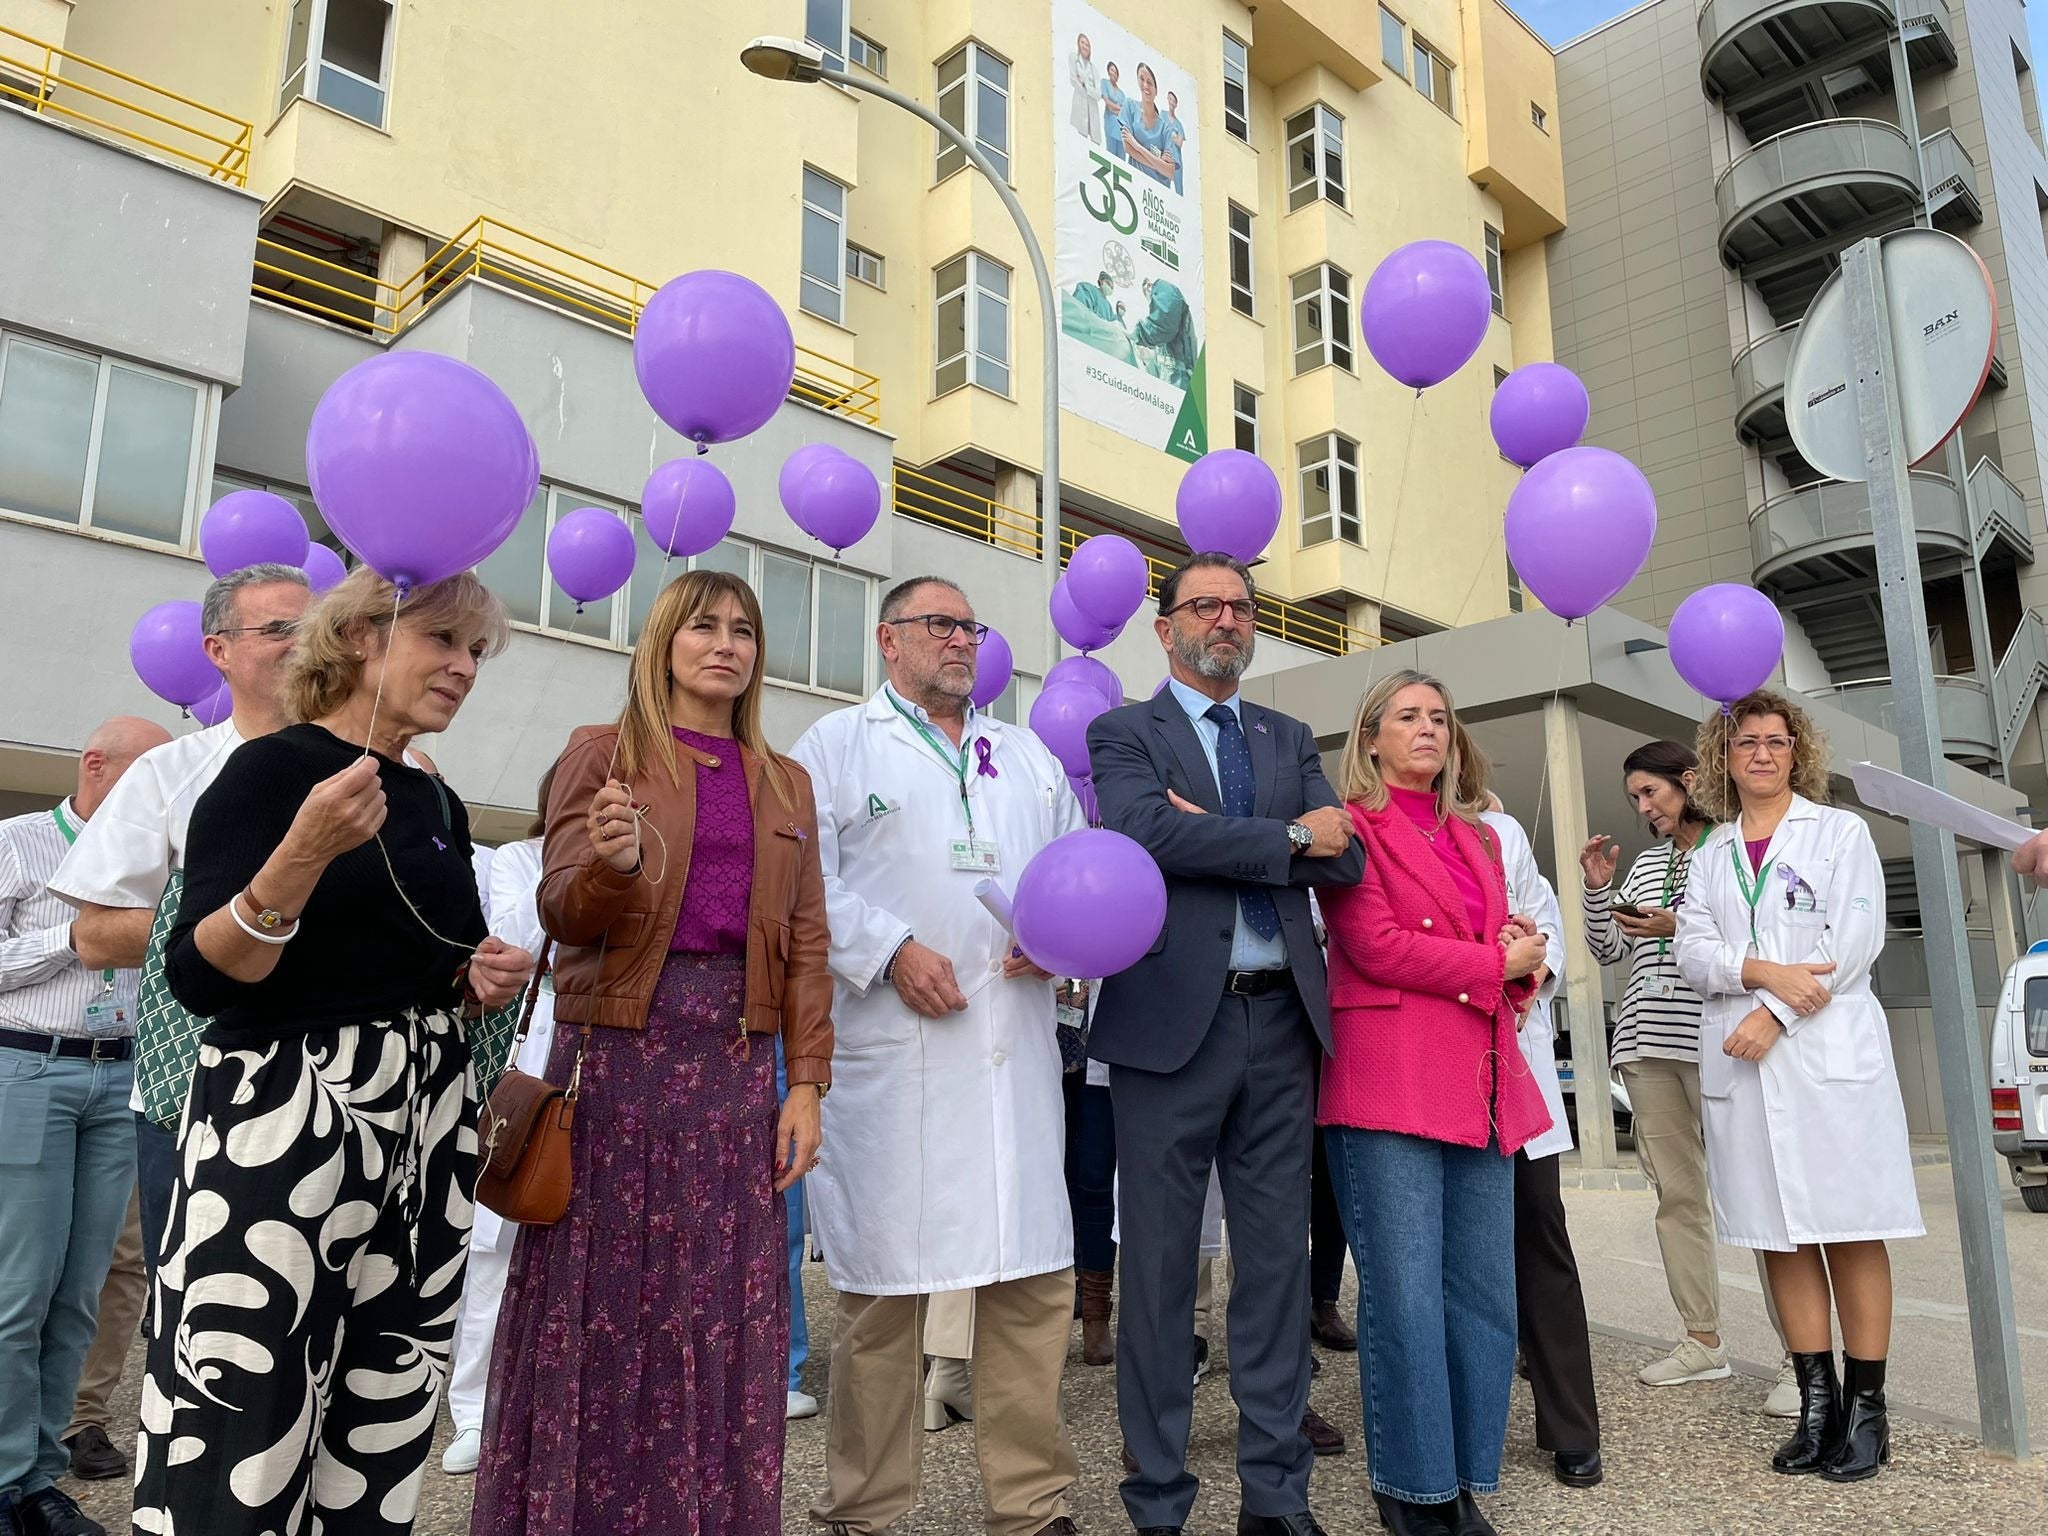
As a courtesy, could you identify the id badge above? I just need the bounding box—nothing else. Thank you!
[949,838,1002,873]
[83,995,128,1036]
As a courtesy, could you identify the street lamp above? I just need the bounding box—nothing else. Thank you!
[742,36,1064,658]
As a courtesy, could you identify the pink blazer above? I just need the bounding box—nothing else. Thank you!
[1317,801,1551,1155]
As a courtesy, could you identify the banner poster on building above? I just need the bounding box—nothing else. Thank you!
[1052,0,1208,461]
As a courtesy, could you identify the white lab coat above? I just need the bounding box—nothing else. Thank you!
[472,837,558,1253]
[1674,797,1924,1250]
[1487,811,1571,1160]
[791,689,1086,1294]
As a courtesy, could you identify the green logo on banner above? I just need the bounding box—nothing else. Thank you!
[1166,346,1209,463]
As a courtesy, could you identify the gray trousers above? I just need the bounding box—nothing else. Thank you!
[1110,985,1318,1529]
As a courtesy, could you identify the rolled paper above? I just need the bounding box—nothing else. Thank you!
[975,878,1015,934]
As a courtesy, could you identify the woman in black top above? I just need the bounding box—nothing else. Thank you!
[133,566,532,1536]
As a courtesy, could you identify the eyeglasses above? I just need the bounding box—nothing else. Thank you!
[1731,734,1796,757]
[1163,596,1259,625]
[885,614,991,644]
[209,620,299,641]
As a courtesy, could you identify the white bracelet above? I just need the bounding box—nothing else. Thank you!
[229,901,299,946]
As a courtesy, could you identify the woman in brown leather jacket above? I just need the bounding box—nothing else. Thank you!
[474,569,833,1536]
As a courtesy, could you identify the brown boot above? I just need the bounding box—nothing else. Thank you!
[1079,1267,1115,1365]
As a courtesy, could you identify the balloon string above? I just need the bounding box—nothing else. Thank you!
[1362,391,1428,693]
[359,583,404,765]
[1527,640,1571,851]
[598,538,679,888]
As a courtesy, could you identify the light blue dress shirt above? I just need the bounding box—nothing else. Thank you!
[1167,677,1289,972]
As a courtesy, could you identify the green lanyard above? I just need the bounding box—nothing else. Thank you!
[887,692,976,837]
[1655,821,1713,957]
[50,805,115,988]
[1728,838,1775,948]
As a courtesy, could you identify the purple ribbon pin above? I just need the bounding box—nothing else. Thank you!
[432,835,447,852]
[975,738,999,778]
[1253,720,1269,734]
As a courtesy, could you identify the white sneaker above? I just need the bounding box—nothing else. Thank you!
[1637,1337,1732,1386]
[1762,1355,1802,1417]
[786,1388,820,1421]
[441,1427,482,1475]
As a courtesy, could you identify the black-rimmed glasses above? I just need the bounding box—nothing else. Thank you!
[1163,596,1258,625]
[885,614,992,644]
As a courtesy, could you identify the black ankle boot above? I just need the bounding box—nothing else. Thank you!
[1373,1493,1453,1534]
[1820,1356,1891,1482]
[1771,1350,1841,1474]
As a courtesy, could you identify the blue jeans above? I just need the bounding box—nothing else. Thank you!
[776,1040,808,1392]
[0,1049,135,1498]
[1063,1073,1116,1272]
[135,1111,178,1280]
[1325,1126,1516,1505]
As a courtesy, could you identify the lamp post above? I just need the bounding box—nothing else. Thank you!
[742,36,1065,662]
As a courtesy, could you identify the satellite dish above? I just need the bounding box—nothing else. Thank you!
[1783,228,1996,484]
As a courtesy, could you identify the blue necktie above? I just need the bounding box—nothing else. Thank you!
[1206,704,1281,941]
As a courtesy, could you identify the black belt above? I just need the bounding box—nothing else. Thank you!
[0,1028,133,1061]
[1223,969,1292,996]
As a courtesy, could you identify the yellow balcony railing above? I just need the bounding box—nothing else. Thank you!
[792,345,883,425]
[0,23,251,186]
[251,236,400,335]
[894,465,1042,557]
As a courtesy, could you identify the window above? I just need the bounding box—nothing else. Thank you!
[936,42,1011,182]
[2027,976,2048,1058]
[846,243,886,289]
[849,29,887,77]
[477,486,626,641]
[0,333,207,548]
[935,252,1011,396]
[1233,385,1260,455]
[1380,6,1407,75]
[1290,264,1353,374]
[1285,105,1346,211]
[1493,367,1513,458]
[805,0,847,71]
[1413,40,1455,115]
[1222,31,1250,141]
[989,671,1037,725]
[759,550,871,696]
[1483,225,1505,318]
[1228,203,1255,316]
[1531,102,1548,132]
[277,0,393,128]
[1507,556,1525,613]
[1299,434,1361,546]
[800,167,848,324]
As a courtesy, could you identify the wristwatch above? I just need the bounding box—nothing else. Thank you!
[1286,821,1315,854]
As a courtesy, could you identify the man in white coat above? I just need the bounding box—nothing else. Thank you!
[793,576,1086,1536]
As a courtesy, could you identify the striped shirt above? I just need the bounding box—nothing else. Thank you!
[1582,836,1709,1065]
[0,800,142,1037]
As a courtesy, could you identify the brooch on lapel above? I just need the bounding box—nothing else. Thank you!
[1252,721,1269,734]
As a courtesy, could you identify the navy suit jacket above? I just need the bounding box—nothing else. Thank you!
[1086,690,1366,1073]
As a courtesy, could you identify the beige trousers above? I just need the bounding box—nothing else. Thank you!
[66,1186,144,1437]
[815,1269,1078,1536]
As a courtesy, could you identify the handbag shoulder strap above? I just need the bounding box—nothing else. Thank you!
[511,939,553,1043]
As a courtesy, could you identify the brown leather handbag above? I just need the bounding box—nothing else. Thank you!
[475,944,589,1227]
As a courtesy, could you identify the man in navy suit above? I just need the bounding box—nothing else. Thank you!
[1086,553,1364,1536]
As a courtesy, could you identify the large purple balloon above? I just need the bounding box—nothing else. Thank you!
[971,627,1014,709]
[306,352,539,592]
[301,544,347,593]
[200,490,309,577]
[635,270,796,445]
[794,453,881,553]
[1504,447,1658,621]
[1051,576,1121,653]
[129,602,218,708]
[1029,680,1112,777]
[1668,584,1785,704]
[190,683,233,728]
[547,507,636,607]
[1490,363,1591,468]
[1066,534,1150,628]
[642,458,738,558]
[1012,828,1168,978]
[1046,655,1124,710]
[1176,450,1282,563]
[1362,241,1493,390]
[778,443,846,536]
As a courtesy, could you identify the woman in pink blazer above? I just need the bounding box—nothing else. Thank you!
[1317,668,1552,1536]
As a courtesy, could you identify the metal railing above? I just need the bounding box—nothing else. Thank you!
[1993,610,2048,753]
[1748,471,1964,577]
[791,346,883,425]
[251,236,400,335]
[0,23,251,186]
[1967,457,2033,564]
[1715,118,1918,238]
[1731,322,1797,430]
[893,465,1041,557]
[1809,673,1998,759]
[1920,128,1981,221]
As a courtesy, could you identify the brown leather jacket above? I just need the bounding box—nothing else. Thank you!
[538,724,833,1088]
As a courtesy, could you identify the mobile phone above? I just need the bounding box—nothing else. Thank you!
[1610,902,1649,918]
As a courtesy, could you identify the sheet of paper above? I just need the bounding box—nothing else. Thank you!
[1849,761,2033,852]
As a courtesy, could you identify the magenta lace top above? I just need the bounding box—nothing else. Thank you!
[669,727,753,955]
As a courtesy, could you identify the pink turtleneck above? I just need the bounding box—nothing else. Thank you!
[1388,785,1488,933]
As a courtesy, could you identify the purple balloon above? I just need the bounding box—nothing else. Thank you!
[794,453,881,553]
[129,601,219,708]
[301,544,347,593]
[1070,774,1101,826]
[190,683,232,728]
[1490,363,1591,468]
[642,458,738,558]
[1029,680,1112,777]
[1668,584,1785,704]
[971,627,1014,709]
[200,490,309,577]
[307,352,539,592]
[547,507,636,606]
[1046,655,1123,710]
[1504,447,1658,621]
[1176,450,1282,563]
[779,443,846,536]
[1013,828,1168,978]
[1066,534,1150,628]
[1051,576,1122,653]
[635,270,796,445]
[1362,240,1493,390]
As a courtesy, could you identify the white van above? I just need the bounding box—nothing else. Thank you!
[1990,940,2048,1213]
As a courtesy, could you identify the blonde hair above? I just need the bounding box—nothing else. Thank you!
[1693,688,1831,821]
[1338,668,1488,826]
[615,569,796,809]
[285,567,509,724]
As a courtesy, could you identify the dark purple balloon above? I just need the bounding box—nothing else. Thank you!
[779,443,846,536]
[200,490,309,577]
[189,683,233,727]
[130,601,218,708]
[546,507,636,605]
[794,453,880,553]
[1051,576,1121,653]
[1489,363,1591,468]
[1504,447,1657,621]
[1361,241,1493,390]
[1029,680,1111,777]
[301,544,347,593]
[1066,534,1150,628]
[971,627,1014,709]
[1668,584,1785,704]
[634,270,796,445]
[1175,450,1281,563]
[1046,655,1123,709]
[642,458,737,558]
[1013,828,1168,978]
